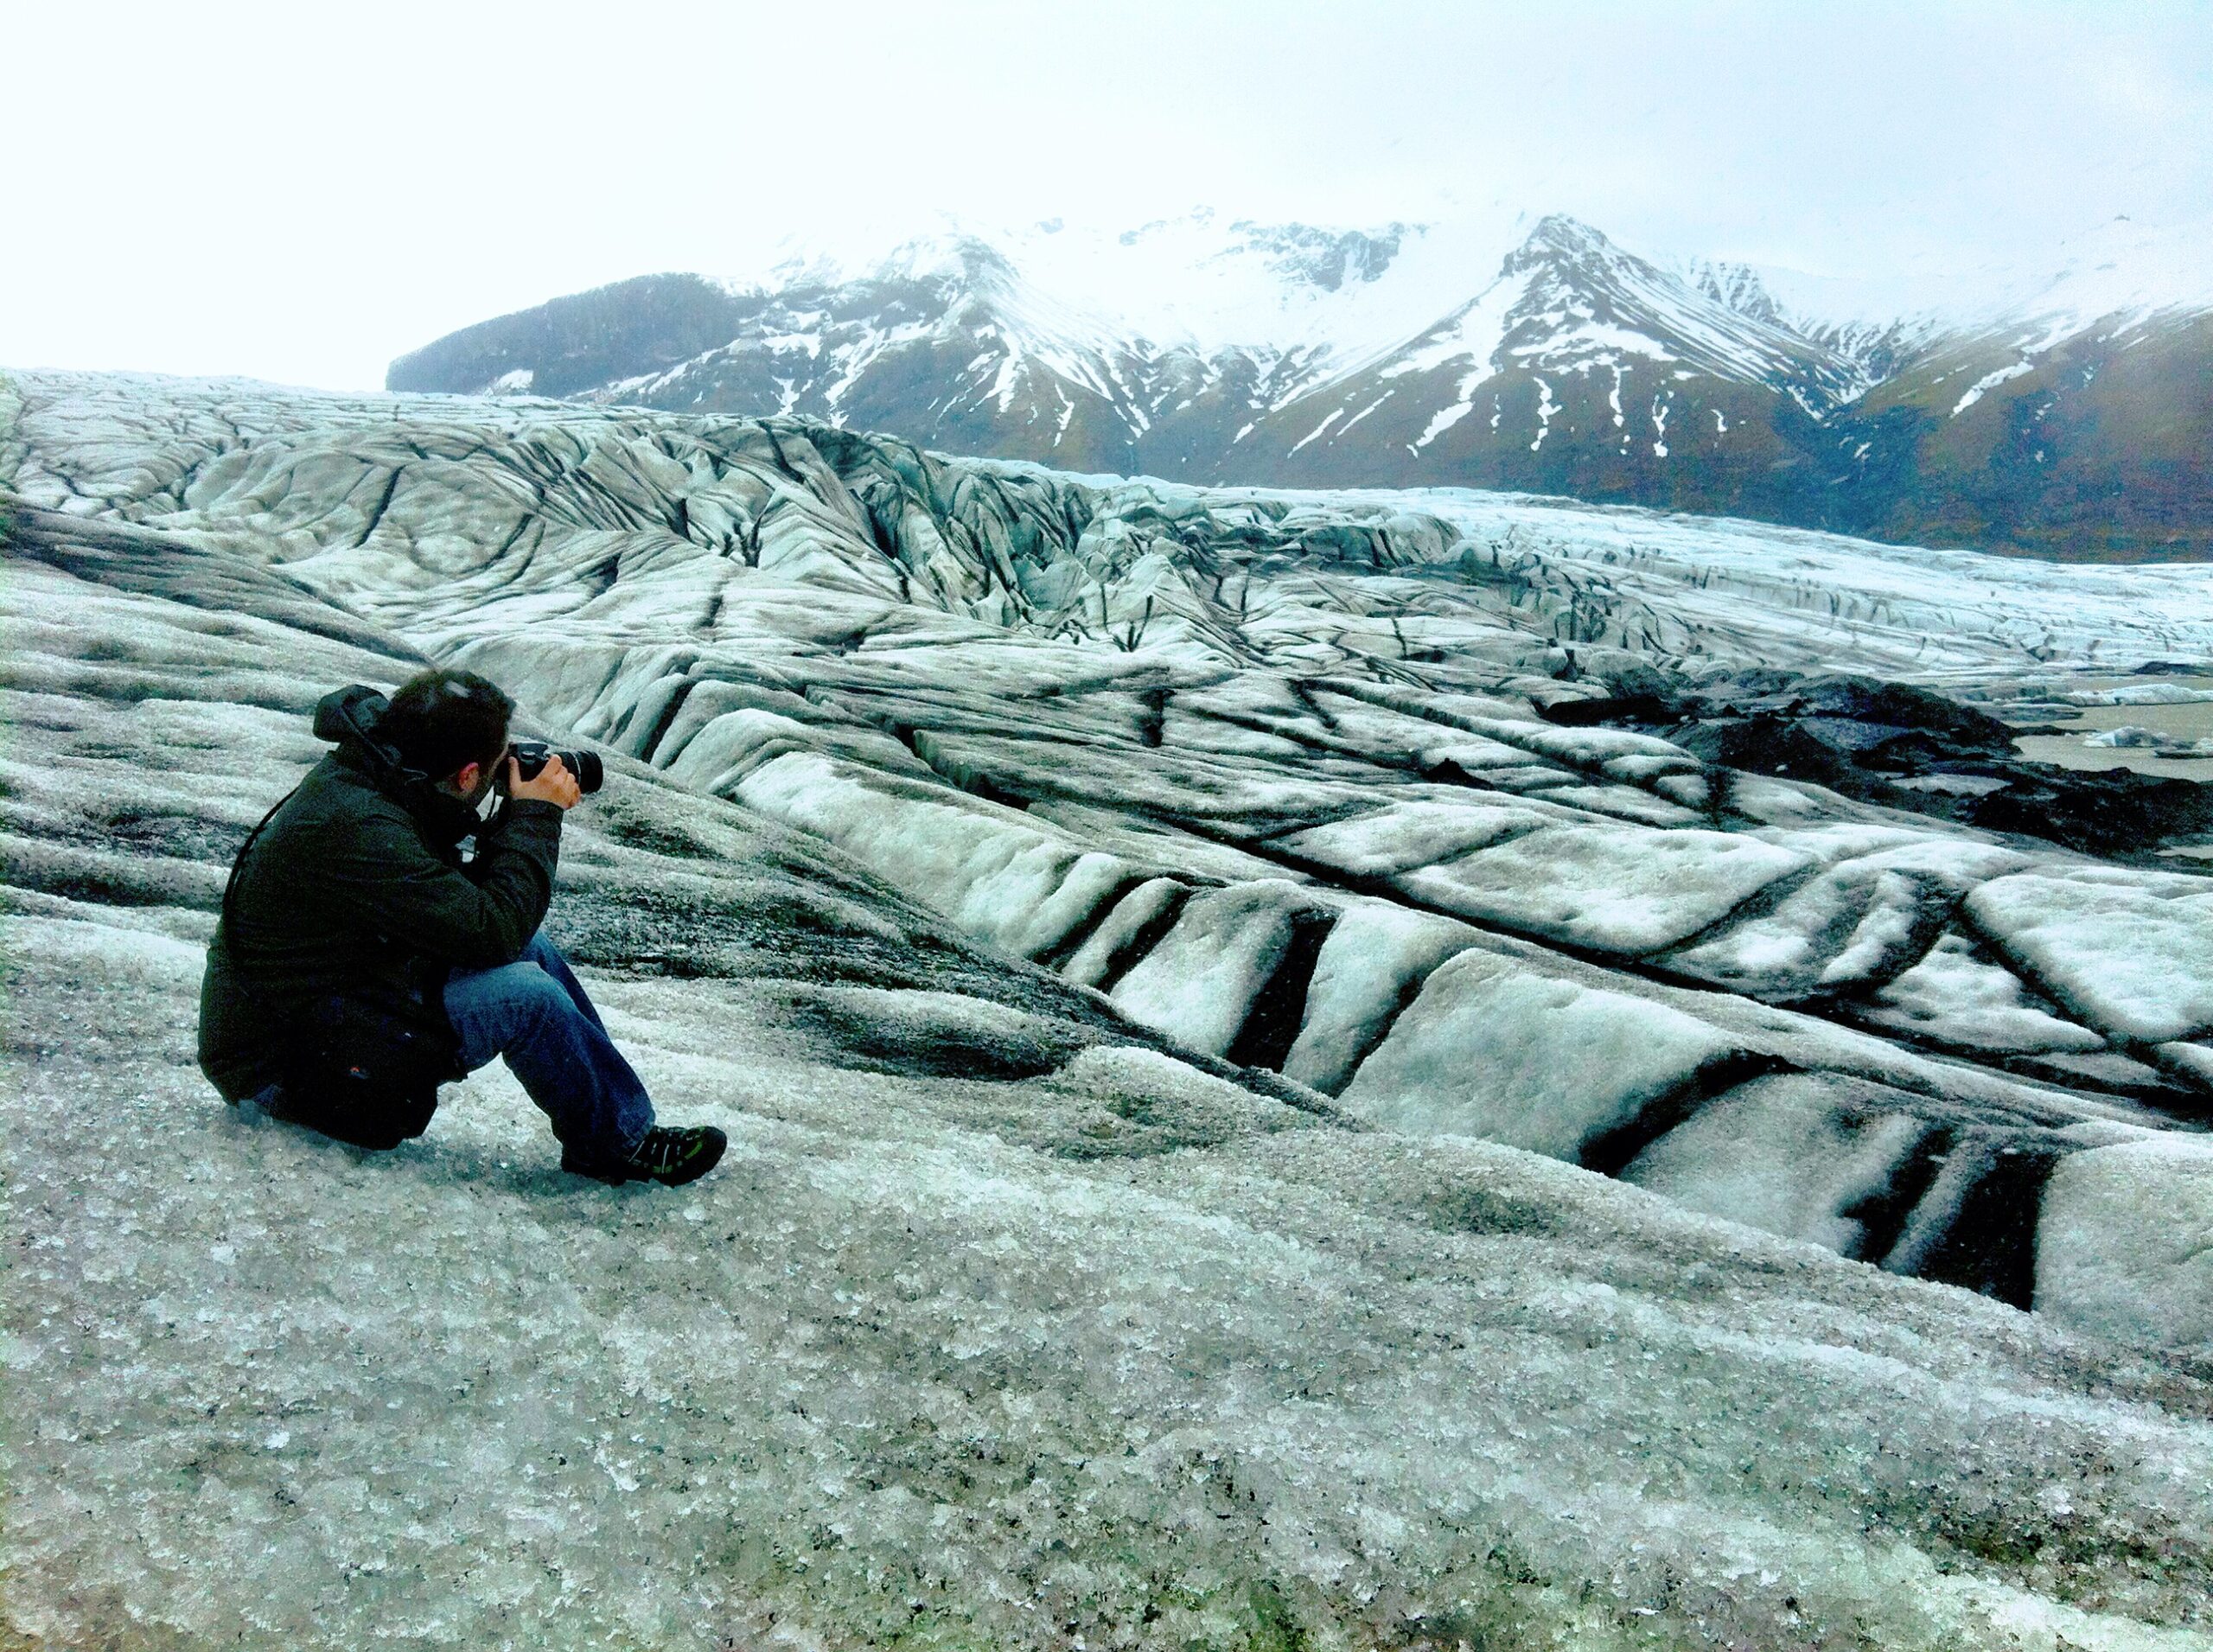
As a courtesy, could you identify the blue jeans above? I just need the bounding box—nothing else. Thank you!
[443,934,654,1164]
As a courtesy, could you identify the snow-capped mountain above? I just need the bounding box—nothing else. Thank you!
[1228,215,1872,496]
[388,212,2213,560]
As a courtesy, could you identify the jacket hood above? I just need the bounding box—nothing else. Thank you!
[313,684,395,751]
[313,684,483,845]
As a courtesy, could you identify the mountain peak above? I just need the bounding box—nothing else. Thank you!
[1512,214,1623,265]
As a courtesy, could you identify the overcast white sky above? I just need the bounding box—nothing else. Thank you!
[9,0,2210,390]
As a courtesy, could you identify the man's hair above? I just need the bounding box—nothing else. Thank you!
[377,668,513,781]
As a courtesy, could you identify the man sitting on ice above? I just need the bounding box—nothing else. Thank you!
[198,667,725,1187]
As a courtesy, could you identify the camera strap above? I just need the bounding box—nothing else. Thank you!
[220,786,301,932]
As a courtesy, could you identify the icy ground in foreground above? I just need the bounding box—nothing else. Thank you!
[4,370,2213,1649]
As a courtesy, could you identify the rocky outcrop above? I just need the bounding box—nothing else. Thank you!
[388,272,756,400]
[1547,666,2213,858]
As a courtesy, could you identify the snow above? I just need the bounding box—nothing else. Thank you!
[2068,683,2213,707]
[733,750,1139,961]
[1110,881,1316,1056]
[1399,824,1812,955]
[1966,871,2213,1045]
[1950,360,2035,416]
[17,887,2213,1647]
[2037,1132,2213,1348]
[1271,798,1550,879]
[1752,216,2213,367]
[1665,864,1939,998]
[1993,216,2213,341]
[1334,392,1391,437]
[1340,948,1743,1159]
[2084,726,2213,757]
[1281,900,1473,1094]
[1381,267,1533,385]
[724,209,2213,397]
[12,367,2213,1644]
[1528,375,1559,451]
[1411,397,1473,450]
[1286,406,1342,454]
[1622,1073,1932,1259]
[949,211,1534,368]
[1515,320,1678,369]
[1862,934,2107,1055]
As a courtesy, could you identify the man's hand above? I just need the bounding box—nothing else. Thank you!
[507,752,581,810]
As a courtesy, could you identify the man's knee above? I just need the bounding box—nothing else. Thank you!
[494,961,573,1022]
[450,960,579,1059]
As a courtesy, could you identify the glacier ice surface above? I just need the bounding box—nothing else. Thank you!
[10,369,2213,1648]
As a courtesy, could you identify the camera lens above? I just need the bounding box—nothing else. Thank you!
[508,742,603,794]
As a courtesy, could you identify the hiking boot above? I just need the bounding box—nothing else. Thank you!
[563,1124,727,1187]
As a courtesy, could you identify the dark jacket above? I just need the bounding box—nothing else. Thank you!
[197,685,565,1102]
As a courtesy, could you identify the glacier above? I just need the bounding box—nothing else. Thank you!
[5,367,2213,1649]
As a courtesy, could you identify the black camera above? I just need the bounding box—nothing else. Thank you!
[506,740,604,794]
